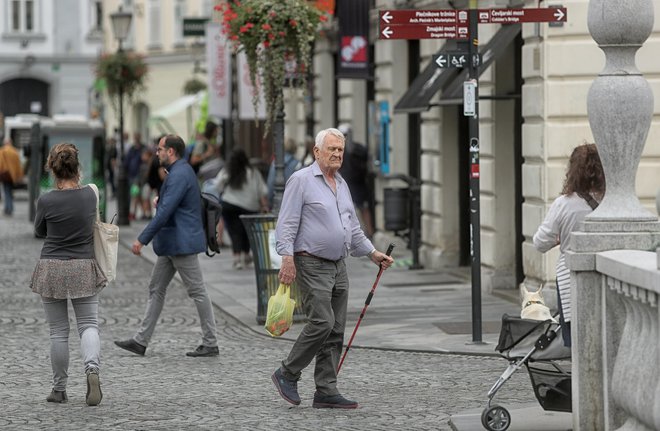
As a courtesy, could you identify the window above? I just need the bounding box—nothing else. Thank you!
[173,0,186,45]
[92,0,102,31]
[148,0,161,48]
[202,0,213,17]
[10,0,37,33]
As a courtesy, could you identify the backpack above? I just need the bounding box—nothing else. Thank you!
[200,192,223,257]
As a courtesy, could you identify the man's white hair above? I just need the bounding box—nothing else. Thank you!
[315,128,345,149]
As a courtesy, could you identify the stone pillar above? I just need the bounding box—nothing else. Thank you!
[569,0,660,429]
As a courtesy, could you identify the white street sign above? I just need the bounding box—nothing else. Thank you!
[463,80,477,117]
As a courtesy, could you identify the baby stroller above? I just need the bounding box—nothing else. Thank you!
[481,314,572,431]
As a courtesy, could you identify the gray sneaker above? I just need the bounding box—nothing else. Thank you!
[86,369,103,406]
[271,368,301,405]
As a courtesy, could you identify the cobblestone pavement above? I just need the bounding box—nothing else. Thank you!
[0,201,536,430]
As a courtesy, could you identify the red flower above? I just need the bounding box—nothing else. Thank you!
[263,41,270,48]
[270,11,277,18]
[230,35,238,41]
[319,15,328,22]
[268,32,275,40]
[246,22,254,29]
[278,31,285,37]
[289,19,297,27]
[240,25,249,33]
[262,23,272,31]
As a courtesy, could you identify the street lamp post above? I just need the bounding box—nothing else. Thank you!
[110,7,133,226]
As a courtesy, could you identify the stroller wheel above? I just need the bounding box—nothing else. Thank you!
[481,405,511,431]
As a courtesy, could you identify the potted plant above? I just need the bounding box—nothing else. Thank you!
[215,0,329,132]
[95,52,148,112]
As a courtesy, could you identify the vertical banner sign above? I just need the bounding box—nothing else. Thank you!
[336,0,370,79]
[206,23,232,119]
[237,52,267,120]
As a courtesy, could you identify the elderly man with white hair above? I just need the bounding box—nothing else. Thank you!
[271,127,394,409]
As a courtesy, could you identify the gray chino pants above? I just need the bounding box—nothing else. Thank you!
[134,254,218,348]
[281,255,349,396]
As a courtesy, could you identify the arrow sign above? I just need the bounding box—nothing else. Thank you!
[379,9,468,25]
[435,52,470,68]
[478,7,567,24]
[378,24,468,40]
[435,55,448,68]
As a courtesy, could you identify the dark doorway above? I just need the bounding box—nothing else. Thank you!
[0,78,50,116]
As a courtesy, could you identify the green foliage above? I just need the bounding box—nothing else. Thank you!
[95,52,147,98]
[183,78,207,95]
[216,0,329,133]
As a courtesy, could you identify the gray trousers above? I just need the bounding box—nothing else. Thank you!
[281,256,349,396]
[42,294,100,391]
[134,254,218,348]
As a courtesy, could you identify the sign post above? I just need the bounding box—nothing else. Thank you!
[467,1,483,343]
[379,5,567,343]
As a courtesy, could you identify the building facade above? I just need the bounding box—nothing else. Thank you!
[102,0,214,143]
[282,0,660,293]
[0,0,104,120]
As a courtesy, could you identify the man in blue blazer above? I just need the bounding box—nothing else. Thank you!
[114,135,219,357]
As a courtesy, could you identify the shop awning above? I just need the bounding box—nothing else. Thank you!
[394,24,521,113]
[149,91,206,135]
[149,91,206,120]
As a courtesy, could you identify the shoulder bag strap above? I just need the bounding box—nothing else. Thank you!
[88,183,101,222]
[577,192,599,210]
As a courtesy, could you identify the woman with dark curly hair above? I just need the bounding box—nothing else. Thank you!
[533,142,605,346]
[30,143,107,405]
[214,148,268,269]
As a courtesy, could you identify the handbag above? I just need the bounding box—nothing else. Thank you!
[264,283,296,337]
[88,184,119,282]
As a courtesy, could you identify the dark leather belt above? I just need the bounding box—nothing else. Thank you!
[294,251,340,263]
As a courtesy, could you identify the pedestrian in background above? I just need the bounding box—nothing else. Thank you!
[533,142,605,347]
[114,135,219,358]
[125,133,145,220]
[338,124,374,238]
[30,143,106,406]
[190,120,218,174]
[105,137,118,198]
[267,137,301,209]
[0,137,24,216]
[214,147,268,269]
[272,127,394,409]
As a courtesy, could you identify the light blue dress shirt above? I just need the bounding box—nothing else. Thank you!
[276,161,374,261]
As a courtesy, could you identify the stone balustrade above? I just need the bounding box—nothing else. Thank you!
[591,250,660,430]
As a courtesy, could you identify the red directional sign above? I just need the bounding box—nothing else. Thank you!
[380,9,469,26]
[379,10,469,40]
[378,7,567,40]
[477,7,567,24]
[380,24,469,40]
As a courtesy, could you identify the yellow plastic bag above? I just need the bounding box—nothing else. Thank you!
[265,283,296,337]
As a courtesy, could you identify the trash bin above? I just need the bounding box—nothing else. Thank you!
[383,187,409,231]
[240,214,305,325]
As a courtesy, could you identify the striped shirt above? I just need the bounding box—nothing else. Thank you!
[276,161,374,261]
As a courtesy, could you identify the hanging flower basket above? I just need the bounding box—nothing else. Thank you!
[95,52,148,108]
[215,0,330,133]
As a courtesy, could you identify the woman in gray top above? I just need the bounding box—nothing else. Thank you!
[29,143,107,406]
